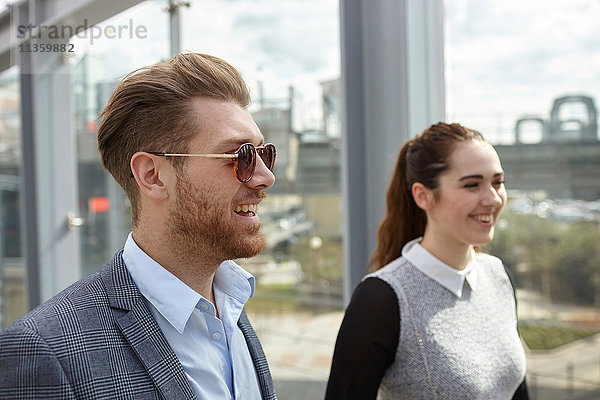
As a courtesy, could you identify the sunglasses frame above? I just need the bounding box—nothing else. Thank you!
[148,142,276,183]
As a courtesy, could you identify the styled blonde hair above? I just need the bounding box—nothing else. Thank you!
[97,53,250,226]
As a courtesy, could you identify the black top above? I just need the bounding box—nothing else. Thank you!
[325,277,529,400]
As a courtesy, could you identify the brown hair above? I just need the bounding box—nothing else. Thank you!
[369,122,487,270]
[97,53,251,226]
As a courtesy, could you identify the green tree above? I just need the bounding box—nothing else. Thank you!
[489,207,600,305]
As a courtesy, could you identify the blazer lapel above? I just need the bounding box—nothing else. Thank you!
[103,251,195,400]
[238,310,278,400]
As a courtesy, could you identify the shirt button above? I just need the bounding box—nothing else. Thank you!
[200,302,209,310]
[212,332,222,341]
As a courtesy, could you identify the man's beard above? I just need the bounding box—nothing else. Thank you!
[165,175,266,262]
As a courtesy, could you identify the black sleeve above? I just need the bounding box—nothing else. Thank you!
[504,265,530,399]
[325,277,400,400]
[502,263,518,305]
[512,378,530,400]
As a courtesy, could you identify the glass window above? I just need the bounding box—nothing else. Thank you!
[69,1,169,276]
[445,1,600,396]
[182,1,342,396]
[0,66,25,328]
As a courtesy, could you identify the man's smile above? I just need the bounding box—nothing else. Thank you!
[235,203,259,217]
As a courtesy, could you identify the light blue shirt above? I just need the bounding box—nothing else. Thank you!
[122,233,262,400]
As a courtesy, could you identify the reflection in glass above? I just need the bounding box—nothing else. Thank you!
[69,1,169,276]
[445,0,600,395]
[0,67,26,328]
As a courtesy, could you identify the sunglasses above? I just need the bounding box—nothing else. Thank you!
[149,143,276,183]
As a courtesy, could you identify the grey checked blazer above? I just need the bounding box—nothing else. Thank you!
[0,251,277,400]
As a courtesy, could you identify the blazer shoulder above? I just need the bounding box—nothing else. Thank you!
[3,251,128,335]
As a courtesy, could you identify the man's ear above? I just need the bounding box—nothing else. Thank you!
[411,182,434,211]
[130,152,170,200]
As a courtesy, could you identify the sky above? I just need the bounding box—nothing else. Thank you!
[444,0,600,143]
[68,0,339,130]
[58,0,600,142]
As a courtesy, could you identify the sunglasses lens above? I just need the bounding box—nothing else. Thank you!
[260,144,276,171]
[236,143,256,182]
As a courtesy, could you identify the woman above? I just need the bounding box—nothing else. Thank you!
[325,123,528,399]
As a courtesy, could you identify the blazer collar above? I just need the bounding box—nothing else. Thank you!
[101,249,142,311]
[238,310,277,400]
[101,251,195,400]
[101,251,276,400]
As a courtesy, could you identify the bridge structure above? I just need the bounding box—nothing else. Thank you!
[497,95,600,200]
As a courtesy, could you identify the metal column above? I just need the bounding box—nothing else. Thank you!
[340,0,446,304]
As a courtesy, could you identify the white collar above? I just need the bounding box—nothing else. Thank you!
[402,237,478,298]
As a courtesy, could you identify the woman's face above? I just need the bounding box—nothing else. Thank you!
[423,140,507,250]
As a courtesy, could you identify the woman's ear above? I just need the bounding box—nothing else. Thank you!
[130,152,170,200]
[412,182,434,211]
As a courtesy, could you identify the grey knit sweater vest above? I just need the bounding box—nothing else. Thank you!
[366,253,526,400]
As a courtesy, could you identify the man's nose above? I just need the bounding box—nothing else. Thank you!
[247,155,275,189]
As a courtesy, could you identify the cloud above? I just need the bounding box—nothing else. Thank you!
[68,0,599,142]
[181,0,339,99]
[175,0,341,131]
[445,0,600,141]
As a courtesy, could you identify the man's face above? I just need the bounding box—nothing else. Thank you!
[165,98,275,262]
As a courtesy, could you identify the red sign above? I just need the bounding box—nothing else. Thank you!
[89,197,110,213]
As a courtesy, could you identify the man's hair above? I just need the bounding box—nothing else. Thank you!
[97,53,251,226]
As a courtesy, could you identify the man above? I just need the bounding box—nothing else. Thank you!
[0,53,278,400]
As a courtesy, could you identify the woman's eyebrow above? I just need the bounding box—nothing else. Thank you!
[459,174,483,181]
[459,172,504,181]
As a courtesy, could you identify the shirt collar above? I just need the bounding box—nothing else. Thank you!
[402,237,478,298]
[213,260,255,330]
[122,233,255,333]
[214,260,256,304]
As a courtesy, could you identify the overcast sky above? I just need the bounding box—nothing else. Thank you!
[445,0,600,143]
[65,0,600,142]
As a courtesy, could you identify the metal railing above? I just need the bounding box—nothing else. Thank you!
[529,359,600,400]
